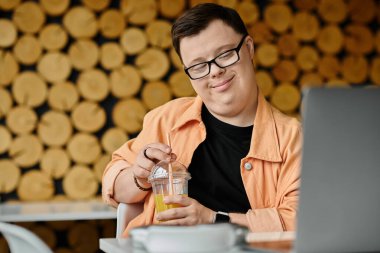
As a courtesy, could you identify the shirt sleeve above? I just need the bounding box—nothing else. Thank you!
[102,158,131,208]
[246,126,302,232]
[101,110,165,207]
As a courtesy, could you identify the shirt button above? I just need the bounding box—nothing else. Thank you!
[244,162,252,171]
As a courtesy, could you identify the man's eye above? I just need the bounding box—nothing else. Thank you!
[191,63,207,72]
[219,51,234,59]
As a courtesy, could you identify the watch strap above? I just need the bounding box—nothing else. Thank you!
[214,211,230,223]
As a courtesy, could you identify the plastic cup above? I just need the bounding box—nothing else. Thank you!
[148,160,191,213]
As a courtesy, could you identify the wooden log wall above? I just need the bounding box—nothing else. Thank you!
[0,0,379,252]
[0,0,379,203]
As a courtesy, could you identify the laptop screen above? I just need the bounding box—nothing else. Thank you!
[295,88,380,253]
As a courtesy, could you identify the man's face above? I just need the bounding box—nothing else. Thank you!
[180,19,257,122]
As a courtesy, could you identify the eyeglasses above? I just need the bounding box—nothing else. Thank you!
[184,35,247,80]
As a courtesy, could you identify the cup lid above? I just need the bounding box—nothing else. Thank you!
[148,160,191,182]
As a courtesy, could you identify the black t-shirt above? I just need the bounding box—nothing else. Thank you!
[188,105,252,213]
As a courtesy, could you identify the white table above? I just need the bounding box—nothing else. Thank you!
[99,232,295,253]
[100,238,134,253]
[0,200,116,222]
[99,238,255,253]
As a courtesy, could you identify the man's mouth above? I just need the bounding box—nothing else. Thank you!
[211,76,234,91]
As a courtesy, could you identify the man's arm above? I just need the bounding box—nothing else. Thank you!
[102,142,175,207]
[113,165,151,203]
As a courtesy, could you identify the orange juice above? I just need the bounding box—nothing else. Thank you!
[154,194,187,213]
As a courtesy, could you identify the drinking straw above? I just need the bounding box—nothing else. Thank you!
[166,133,174,195]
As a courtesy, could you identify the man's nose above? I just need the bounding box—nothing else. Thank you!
[209,62,225,78]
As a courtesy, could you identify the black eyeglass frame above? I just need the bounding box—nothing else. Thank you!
[184,34,248,80]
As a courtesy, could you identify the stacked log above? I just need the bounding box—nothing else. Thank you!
[0,0,378,214]
[0,0,378,251]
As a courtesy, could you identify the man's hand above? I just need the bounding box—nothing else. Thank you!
[155,195,215,225]
[132,143,176,188]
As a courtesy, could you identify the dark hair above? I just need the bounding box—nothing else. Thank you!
[171,3,248,58]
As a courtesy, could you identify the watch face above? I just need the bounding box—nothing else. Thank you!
[215,212,230,223]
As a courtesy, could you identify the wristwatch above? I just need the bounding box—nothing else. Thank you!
[214,211,230,223]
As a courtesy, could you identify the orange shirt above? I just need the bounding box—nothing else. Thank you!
[102,92,302,236]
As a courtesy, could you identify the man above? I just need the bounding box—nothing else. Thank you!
[102,3,301,237]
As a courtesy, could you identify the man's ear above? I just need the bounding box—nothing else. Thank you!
[245,36,255,59]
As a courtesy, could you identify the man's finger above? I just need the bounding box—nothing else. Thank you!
[133,165,151,179]
[158,217,190,226]
[145,143,172,154]
[144,147,173,162]
[156,207,186,221]
[164,195,192,206]
[136,152,156,169]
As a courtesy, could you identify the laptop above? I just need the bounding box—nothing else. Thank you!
[295,87,380,253]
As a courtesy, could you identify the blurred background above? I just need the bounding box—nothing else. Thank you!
[0,0,379,252]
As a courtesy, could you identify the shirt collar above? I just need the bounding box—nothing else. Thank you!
[171,96,203,131]
[249,92,283,162]
[170,93,282,163]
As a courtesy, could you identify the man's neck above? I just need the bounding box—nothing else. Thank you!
[214,105,257,127]
[208,93,258,127]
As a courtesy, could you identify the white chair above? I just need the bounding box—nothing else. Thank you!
[0,222,52,253]
[116,202,144,238]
